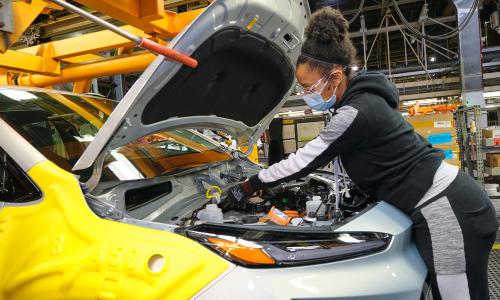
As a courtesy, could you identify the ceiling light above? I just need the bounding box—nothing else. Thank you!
[429,56,436,62]
[351,65,359,72]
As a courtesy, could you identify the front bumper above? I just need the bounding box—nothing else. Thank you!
[195,202,428,300]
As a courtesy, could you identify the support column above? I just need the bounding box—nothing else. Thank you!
[385,9,391,78]
[360,15,368,71]
[453,0,485,108]
[112,74,124,100]
[403,34,408,66]
[91,78,99,94]
[422,24,427,70]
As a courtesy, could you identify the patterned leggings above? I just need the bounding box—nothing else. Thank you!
[411,171,498,300]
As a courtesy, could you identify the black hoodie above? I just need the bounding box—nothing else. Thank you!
[249,72,444,213]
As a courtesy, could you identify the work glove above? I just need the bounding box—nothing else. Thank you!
[221,181,255,211]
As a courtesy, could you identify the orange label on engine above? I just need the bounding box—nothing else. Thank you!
[268,206,291,225]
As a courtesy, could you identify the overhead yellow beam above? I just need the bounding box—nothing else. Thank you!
[62,54,103,64]
[164,0,206,8]
[0,72,9,85]
[0,0,48,52]
[74,0,203,37]
[75,0,165,24]
[18,25,151,59]
[2,23,169,76]
[41,2,65,14]
[0,0,200,80]
[159,9,202,38]
[17,52,156,87]
[1,48,101,75]
[73,80,92,93]
[0,44,60,75]
[0,0,198,75]
[0,51,42,73]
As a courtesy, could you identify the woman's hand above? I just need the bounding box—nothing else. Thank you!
[220,181,254,211]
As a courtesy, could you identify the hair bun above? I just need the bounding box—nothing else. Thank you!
[305,7,349,44]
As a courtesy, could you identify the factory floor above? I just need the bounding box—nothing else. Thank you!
[490,244,500,299]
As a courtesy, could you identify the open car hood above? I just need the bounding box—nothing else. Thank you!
[73,0,310,173]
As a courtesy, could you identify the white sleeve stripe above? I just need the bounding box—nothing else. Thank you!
[258,105,359,185]
[319,106,358,143]
[258,136,331,183]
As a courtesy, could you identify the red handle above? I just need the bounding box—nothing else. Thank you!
[139,38,198,68]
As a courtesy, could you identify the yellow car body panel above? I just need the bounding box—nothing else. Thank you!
[0,160,229,300]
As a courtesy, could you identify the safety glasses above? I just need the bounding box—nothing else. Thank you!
[296,73,332,95]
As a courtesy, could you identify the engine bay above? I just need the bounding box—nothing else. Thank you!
[87,159,375,230]
[182,172,375,228]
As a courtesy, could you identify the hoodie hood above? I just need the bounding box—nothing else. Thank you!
[338,72,400,109]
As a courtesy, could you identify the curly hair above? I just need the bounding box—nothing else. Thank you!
[298,7,357,75]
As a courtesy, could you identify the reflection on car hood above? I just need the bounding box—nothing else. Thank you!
[73,0,310,173]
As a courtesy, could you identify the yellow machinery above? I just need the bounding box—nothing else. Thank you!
[0,0,262,160]
[0,0,206,92]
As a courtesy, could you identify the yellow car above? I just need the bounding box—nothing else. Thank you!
[0,87,232,299]
[0,1,430,299]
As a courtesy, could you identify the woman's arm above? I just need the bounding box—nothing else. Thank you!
[248,105,368,190]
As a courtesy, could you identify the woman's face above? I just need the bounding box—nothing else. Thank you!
[296,63,342,101]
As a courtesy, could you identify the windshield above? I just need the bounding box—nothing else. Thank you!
[104,129,230,181]
[0,89,231,182]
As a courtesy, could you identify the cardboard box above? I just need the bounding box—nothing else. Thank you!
[406,112,455,130]
[297,121,324,142]
[406,113,461,167]
[436,148,459,160]
[426,132,454,145]
[445,158,461,167]
[283,139,296,154]
[486,153,500,167]
[471,152,487,161]
[434,142,458,149]
[435,143,459,151]
[482,137,500,146]
[486,167,500,176]
[413,127,457,139]
[483,128,500,139]
[414,131,458,146]
[483,138,495,147]
[406,113,458,146]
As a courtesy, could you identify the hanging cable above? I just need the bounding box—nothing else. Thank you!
[393,0,478,40]
[348,0,365,24]
[391,0,479,40]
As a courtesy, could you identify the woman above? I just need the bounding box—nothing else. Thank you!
[222,7,498,300]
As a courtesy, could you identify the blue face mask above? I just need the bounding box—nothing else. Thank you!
[303,82,338,111]
[304,92,336,111]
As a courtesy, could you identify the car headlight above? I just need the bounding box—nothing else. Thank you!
[183,224,392,267]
